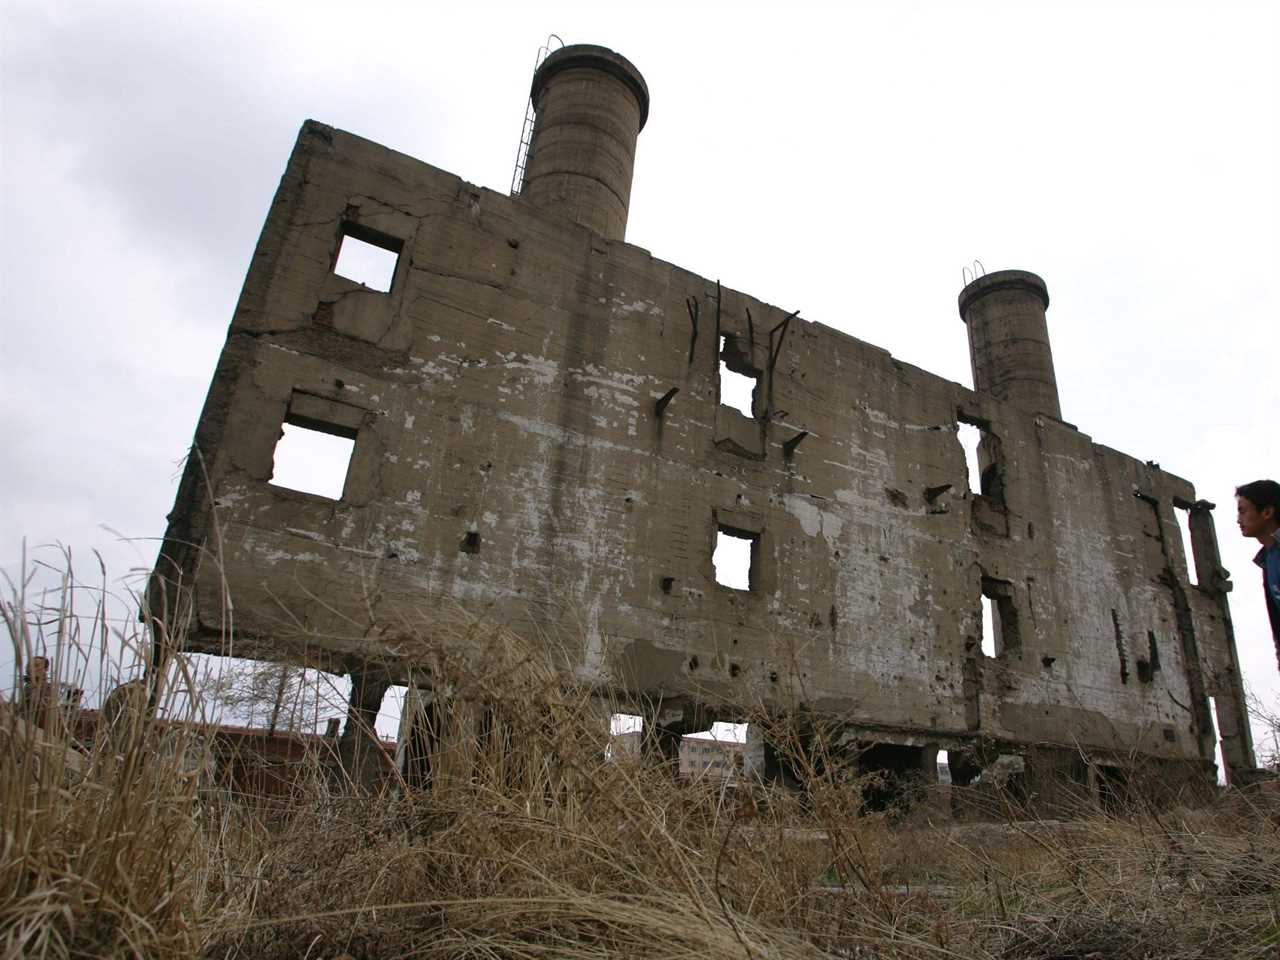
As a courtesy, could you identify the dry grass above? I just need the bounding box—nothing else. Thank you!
[3,563,1279,960]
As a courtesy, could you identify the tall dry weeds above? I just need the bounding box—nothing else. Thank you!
[2,551,213,958]
[3,555,1279,959]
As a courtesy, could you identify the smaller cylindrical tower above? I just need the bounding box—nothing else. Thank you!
[958,270,1062,420]
[521,44,649,242]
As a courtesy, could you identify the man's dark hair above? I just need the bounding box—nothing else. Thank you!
[1236,479,1280,513]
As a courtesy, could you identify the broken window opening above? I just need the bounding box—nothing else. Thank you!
[1207,696,1226,785]
[394,684,435,788]
[980,596,997,657]
[858,742,929,813]
[1095,764,1132,815]
[197,656,350,735]
[333,224,402,293]
[714,526,756,591]
[936,749,952,785]
[380,684,408,741]
[979,578,1021,658]
[1174,505,1199,586]
[958,423,982,495]
[269,420,356,500]
[718,335,759,418]
[957,413,1005,502]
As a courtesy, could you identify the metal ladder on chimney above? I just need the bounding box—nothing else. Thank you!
[510,34,564,196]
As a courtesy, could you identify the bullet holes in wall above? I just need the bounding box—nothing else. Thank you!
[333,223,403,293]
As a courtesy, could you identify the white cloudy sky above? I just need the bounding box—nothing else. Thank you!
[2,1,1276,751]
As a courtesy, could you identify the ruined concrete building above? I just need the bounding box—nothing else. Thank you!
[153,43,1255,802]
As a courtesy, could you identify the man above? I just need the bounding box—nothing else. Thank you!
[1237,479,1280,671]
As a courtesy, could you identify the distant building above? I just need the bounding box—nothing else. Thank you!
[609,728,643,760]
[679,736,748,782]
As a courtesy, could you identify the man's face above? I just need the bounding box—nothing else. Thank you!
[1237,495,1276,539]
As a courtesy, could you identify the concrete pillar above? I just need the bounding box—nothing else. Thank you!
[337,668,390,789]
[521,44,649,242]
[959,270,1062,420]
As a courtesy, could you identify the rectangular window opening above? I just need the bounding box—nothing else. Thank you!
[1096,764,1131,815]
[979,578,1020,657]
[1174,505,1199,586]
[270,420,356,500]
[957,413,1005,501]
[979,595,997,657]
[714,526,756,591]
[333,225,402,293]
[857,742,928,812]
[958,422,982,494]
[937,749,952,785]
[381,684,409,742]
[719,336,759,418]
[198,656,350,735]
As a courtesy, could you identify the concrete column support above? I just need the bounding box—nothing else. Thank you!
[338,667,391,789]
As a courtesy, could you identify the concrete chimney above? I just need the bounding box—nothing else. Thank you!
[959,270,1062,420]
[521,44,649,242]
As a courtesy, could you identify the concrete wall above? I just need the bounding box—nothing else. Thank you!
[153,119,1253,785]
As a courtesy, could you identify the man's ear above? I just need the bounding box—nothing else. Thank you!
[1264,505,1277,523]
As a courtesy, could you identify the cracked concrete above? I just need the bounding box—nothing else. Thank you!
[152,44,1254,802]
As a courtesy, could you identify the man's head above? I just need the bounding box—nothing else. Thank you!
[1236,479,1280,542]
[28,655,49,683]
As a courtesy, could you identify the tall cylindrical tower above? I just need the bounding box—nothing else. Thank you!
[521,44,649,242]
[958,270,1062,420]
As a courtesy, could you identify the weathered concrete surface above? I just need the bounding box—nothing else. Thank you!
[520,44,648,242]
[960,271,1062,421]
[152,58,1254,793]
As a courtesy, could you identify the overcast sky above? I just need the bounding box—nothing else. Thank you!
[2,1,1276,751]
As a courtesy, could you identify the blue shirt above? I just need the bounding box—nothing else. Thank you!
[1254,530,1280,644]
